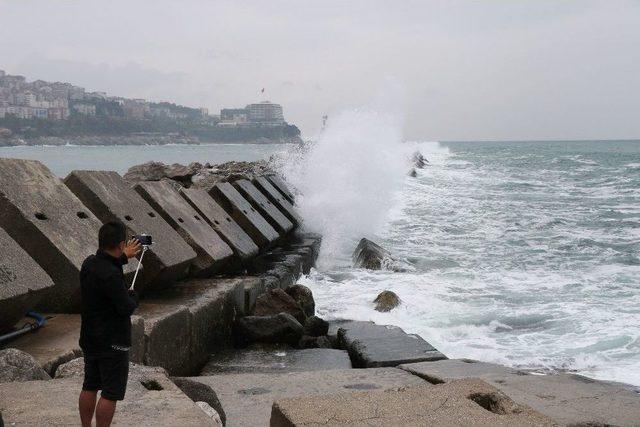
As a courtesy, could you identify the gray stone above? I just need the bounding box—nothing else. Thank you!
[0,158,135,311]
[54,356,168,379]
[234,313,304,346]
[270,379,555,427]
[209,182,279,248]
[252,176,302,225]
[64,170,196,291]
[7,314,82,376]
[373,290,401,312]
[337,321,446,367]
[399,359,640,426]
[123,161,169,182]
[252,288,306,323]
[303,316,329,337]
[243,277,266,314]
[171,377,226,425]
[412,150,428,168]
[0,348,50,383]
[191,367,426,427]
[135,180,234,276]
[196,402,224,426]
[266,174,296,204]
[352,238,393,270]
[286,284,315,318]
[233,179,294,235]
[0,371,215,426]
[201,348,351,375]
[0,228,54,333]
[181,187,259,262]
[137,277,245,376]
[298,335,333,349]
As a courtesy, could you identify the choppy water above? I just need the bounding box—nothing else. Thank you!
[295,139,640,386]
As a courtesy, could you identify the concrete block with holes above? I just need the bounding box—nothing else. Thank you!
[135,181,234,276]
[232,179,294,235]
[64,170,196,292]
[253,176,302,225]
[180,187,259,262]
[0,159,135,312]
[267,174,296,204]
[208,182,279,249]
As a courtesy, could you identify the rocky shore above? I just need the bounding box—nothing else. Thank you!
[1,156,639,426]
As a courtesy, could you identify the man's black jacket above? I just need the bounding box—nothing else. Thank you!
[79,250,138,355]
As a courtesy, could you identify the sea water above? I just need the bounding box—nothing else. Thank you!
[2,134,639,386]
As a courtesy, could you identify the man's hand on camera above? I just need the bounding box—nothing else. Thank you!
[124,239,142,259]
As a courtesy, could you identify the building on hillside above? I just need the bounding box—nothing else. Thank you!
[219,108,248,126]
[48,107,69,120]
[245,101,284,124]
[72,103,96,116]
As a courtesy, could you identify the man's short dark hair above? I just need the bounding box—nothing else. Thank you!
[99,221,127,250]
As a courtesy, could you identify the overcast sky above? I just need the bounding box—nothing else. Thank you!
[0,0,638,140]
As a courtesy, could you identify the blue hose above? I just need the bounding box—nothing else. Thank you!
[0,311,46,345]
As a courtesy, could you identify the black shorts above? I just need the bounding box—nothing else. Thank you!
[82,351,130,401]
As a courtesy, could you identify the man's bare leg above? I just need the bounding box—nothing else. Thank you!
[95,397,117,427]
[79,390,98,427]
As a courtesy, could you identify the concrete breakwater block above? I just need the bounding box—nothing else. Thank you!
[201,347,351,375]
[136,277,246,376]
[400,359,640,426]
[209,182,279,248]
[0,228,54,333]
[0,371,216,426]
[181,187,259,262]
[233,179,294,235]
[0,158,135,311]
[267,174,296,204]
[338,321,446,367]
[270,379,556,427]
[64,170,196,290]
[191,367,426,426]
[252,176,302,225]
[135,181,233,276]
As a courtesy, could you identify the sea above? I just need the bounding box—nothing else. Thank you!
[1,128,639,386]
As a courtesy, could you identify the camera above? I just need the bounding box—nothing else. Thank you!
[135,234,153,247]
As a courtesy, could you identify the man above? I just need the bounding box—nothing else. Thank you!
[78,221,141,427]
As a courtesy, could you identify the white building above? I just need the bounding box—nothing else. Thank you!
[245,101,284,124]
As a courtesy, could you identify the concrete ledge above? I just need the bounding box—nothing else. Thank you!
[0,228,54,333]
[190,367,426,426]
[64,170,196,291]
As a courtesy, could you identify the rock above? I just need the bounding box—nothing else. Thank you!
[373,290,401,312]
[270,379,555,427]
[337,321,446,367]
[408,168,417,177]
[165,162,203,185]
[191,367,425,426]
[195,402,223,426]
[252,288,306,323]
[0,349,50,383]
[55,357,168,379]
[286,284,315,317]
[123,161,169,182]
[171,377,226,426]
[412,151,428,168]
[303,316,329,337]
[234,313,304,346]
[298,335,333,349]
[352,238,393,270]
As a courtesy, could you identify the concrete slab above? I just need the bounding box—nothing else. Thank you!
[252,176,302,225]
[135,181,234,276]
[192,367,426,427]
[233,179,294,235]
[0,371,215,426]
[65,170,196,290]
[5,314,81,376]
[181,187,259,262]
[0,159,135,311]
[399,359,640,426]
[209,182,279,248]
[270,379,556,427]
[0,228,54,333]
[337,321,446,367]
[137,278,246,375]
[266,175,296,204]
[201,348,351,375]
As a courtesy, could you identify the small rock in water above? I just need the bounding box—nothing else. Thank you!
[234,313,304,346]
[412,151,429,168]
[352,238,394,270]
[0,348,50,383]
[303,316,329,337]
[408,168,417,177]
[286,284,315,318]
[374,290,401,312]
[253,288,306,323]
